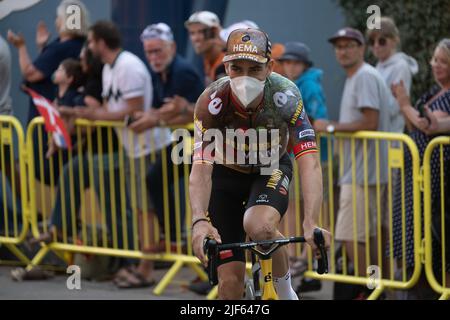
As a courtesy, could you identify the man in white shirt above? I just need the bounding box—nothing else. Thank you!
[78,20,171,287]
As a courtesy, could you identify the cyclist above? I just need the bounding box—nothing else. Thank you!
[190,28,331,300]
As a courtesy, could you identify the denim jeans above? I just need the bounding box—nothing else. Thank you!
[50,152,135,250]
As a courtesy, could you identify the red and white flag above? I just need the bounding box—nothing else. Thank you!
[24,87,72,150]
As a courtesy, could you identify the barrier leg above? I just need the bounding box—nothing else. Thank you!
[206,285,218,300]
[53,249,71,265]
[26,245,50,271]
[153,260,184,296]
[439,293,449,300]
[4,243,31,265]
[367,282,385,300]
[187,262,208,282]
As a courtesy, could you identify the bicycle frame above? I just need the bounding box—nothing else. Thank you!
[204,229,328,300]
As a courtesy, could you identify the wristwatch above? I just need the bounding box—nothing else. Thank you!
[326,123,335,133]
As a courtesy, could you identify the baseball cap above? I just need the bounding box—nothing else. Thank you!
[223,28,272,64]
[219,20,259,42]
[328,27,365,45]
[278,42,313,66]
[140,23,174,42]
[184,11,221,28]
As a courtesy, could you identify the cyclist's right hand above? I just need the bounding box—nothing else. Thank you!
[192,221,221,267]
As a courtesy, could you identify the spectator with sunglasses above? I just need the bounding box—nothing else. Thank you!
[367,17,418,133]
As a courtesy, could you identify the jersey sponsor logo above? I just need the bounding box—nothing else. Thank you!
[290,100,304,125]
[233,44,258,53]
[273,90,295,108]
[256,194,269,203]
[293,140,318,159]
[273,92,288,108]
[266,169,283,189]
[242,35,251,42]
[299,129,316,139]
[299,141,317,151]
[208,91,223,115]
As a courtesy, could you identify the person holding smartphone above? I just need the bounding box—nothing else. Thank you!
[185,11,226,86]
[391,39,450,298]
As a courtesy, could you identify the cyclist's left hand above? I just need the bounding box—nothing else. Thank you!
[303,225,331,259]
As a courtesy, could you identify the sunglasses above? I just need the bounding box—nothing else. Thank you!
[369,37,387,47]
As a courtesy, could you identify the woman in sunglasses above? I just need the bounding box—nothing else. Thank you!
[366,17,418,133]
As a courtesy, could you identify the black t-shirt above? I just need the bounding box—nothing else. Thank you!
[78,76,120,154]
[151,55,204,108]
[26,37,85,123]
[55,87,83,107]
[83,76,103,104]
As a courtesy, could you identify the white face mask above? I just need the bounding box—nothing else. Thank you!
[230,76,265,108]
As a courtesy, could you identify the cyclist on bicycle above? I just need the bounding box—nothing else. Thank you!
[190,28,331,300]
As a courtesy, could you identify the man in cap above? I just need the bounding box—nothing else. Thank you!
[185,11,226,85]
[112,23,205,288]
[190,28,331,299]
[279,41,328,124]
[314,28,391,297]
[278,41,329,294]
[131,22,204,129]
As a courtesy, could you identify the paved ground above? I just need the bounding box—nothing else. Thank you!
[0,265,333,300]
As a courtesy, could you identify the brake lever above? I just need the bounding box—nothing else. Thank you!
[203,237,219,286]
[313,228,328,274]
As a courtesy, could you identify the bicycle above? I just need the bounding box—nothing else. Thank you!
[203,228,328,300]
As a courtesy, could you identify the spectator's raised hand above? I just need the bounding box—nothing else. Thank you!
[36,21,51,50]
[7,30,25,48]
[391,80,410,109]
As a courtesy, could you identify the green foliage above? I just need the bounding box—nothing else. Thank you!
[336,0,450,100]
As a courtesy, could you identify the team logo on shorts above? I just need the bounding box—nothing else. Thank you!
[266,169,283,189]
[256,194,269,203]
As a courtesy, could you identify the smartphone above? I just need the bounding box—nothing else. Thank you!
[203,27,215,40]
[417,103,426,118]
[124,115,135,126]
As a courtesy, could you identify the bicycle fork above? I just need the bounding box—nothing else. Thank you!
[260,257,278,300]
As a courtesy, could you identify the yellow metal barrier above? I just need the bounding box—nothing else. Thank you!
[298,131,423,299]
[26,117,206,295]
[0,115,30,265]
[423,136,450,300]
[13,115,442,299]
